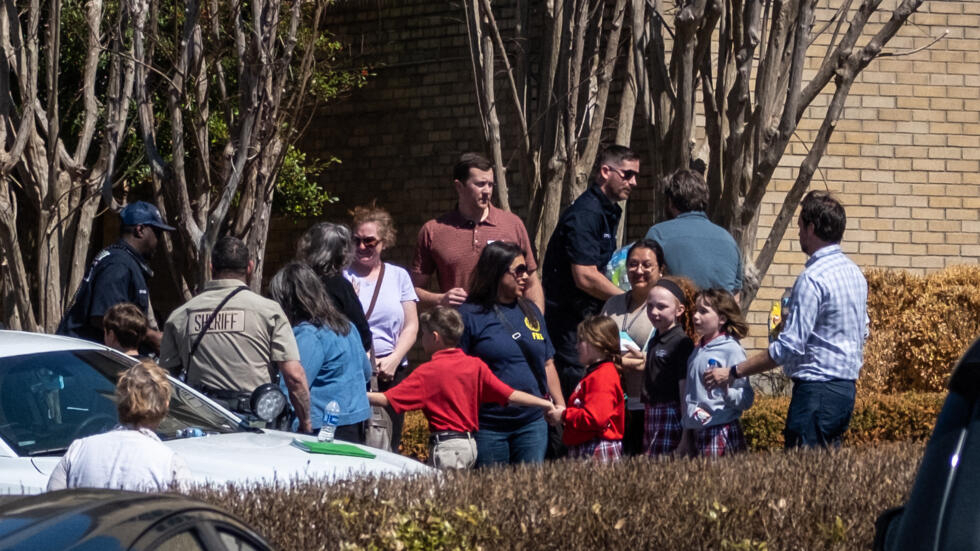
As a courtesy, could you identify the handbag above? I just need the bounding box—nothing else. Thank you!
[360,263,394,451]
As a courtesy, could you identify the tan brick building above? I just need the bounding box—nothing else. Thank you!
[288,0,979,355]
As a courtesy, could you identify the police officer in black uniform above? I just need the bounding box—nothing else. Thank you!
[58,201,175,352]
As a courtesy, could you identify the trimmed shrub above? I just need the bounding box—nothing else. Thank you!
[188,442,924,550]
[741,392,944,450]
[862,266,980,393]
[400,393,945,461]
[400,410,430,462]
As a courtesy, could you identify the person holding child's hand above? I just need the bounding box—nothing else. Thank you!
[682,289,753,457]
[557,316,625,462]
[368,306,554,469]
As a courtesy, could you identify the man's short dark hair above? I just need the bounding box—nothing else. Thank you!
[103,302,147,350]
[453,152,493,183]
[663,168,709,213]
[419,306,464,347]
[800,190,846,243]
[212,236,250,274]
[592,144,640,184]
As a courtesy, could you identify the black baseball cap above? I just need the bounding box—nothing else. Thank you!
[120,201,176,231]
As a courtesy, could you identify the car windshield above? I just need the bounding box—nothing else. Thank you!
[0,350,239,457]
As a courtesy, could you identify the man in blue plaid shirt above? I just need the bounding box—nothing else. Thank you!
[704,191,868,448]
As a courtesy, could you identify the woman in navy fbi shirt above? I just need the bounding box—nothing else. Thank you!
[458,241,565,466]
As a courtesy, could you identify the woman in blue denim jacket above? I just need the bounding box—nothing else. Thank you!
[269,262,372,443]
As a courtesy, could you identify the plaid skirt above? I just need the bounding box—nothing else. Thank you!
[567,438,623,463]
[694,420,747,458]
[643,402,682,457]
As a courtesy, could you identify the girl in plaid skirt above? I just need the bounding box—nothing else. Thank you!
[551,316,625,462]
[642,277,696,457]
[682,289,754,457]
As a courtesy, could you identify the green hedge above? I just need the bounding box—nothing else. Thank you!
[742,392,944,450]
[189,441,924,550]
[401,392,945,461]
[862,266,980,393]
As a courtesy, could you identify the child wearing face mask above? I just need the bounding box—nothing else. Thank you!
[683,288,754,457]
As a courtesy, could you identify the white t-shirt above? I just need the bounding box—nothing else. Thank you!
[47,426,191,492]
[345,263,419,358]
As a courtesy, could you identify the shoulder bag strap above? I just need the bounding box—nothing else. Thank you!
[362,263,385,384]
[492,303,549,397]
[363,263,386,319]
[189,286,249,359]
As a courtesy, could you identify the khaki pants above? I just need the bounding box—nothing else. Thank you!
[429,437,477,469]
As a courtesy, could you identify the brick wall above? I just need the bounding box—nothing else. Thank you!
[275,1,979,356]
[743,1,980,352]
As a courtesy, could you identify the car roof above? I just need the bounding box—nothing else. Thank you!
[0,331,111,358]
[0,488,209,518]
[0,489,251,550]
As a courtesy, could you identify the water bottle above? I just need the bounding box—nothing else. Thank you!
[707,359,725,399]
[318,400,341,442]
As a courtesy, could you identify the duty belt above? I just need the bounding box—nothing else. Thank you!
[196,385,253,414]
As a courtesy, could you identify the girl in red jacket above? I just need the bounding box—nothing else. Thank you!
[550,315,625,462]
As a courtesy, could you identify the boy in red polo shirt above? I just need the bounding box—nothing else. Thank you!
[369,306,556,469]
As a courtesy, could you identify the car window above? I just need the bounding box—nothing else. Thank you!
[149,528,207,551]
[0,350,238,457]
[0,351,118,456]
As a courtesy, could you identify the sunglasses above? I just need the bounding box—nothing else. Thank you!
[354,236,380,248]
[508,264,529,278]
[606,166,639,181]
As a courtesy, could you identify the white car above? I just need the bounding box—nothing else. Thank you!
[0,331,431,494]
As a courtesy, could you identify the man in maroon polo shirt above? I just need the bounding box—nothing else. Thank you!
[411,152,544,311]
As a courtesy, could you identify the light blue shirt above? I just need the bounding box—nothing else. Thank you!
[769,245,869,381]
[285,321,372,429]
[645,211,743,293]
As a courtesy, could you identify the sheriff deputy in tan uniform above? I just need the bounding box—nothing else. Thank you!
[159,236,312,433]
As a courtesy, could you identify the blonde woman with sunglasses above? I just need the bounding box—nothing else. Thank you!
[344,204,419,452]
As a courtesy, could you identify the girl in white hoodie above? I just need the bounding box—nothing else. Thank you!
[682,289,754,457]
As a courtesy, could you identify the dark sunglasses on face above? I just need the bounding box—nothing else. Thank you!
[508,264,529,278]
[354,236,380,248]
[606,166,638,181]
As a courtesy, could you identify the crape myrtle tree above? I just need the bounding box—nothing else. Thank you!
[0,0,139,331]
[133,0,363,299]
[464,0,927,308]
[0,0,363,330]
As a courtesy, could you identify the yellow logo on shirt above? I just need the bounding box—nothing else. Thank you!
[524,317,544,340]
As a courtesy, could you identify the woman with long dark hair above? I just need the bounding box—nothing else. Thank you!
[269,262,372,443]
[458,241,565,466]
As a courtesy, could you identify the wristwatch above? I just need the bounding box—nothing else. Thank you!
[730,364,740,380]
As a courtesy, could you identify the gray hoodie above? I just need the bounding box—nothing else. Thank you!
[682,334,754,429]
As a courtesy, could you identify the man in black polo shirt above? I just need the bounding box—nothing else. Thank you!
[542,145,638,401]
[58,201,175,352]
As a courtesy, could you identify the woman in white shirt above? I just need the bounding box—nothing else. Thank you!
[47,360,190,492]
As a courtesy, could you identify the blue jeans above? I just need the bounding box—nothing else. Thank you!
[784,379,856,449]
[475,417,548,467]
